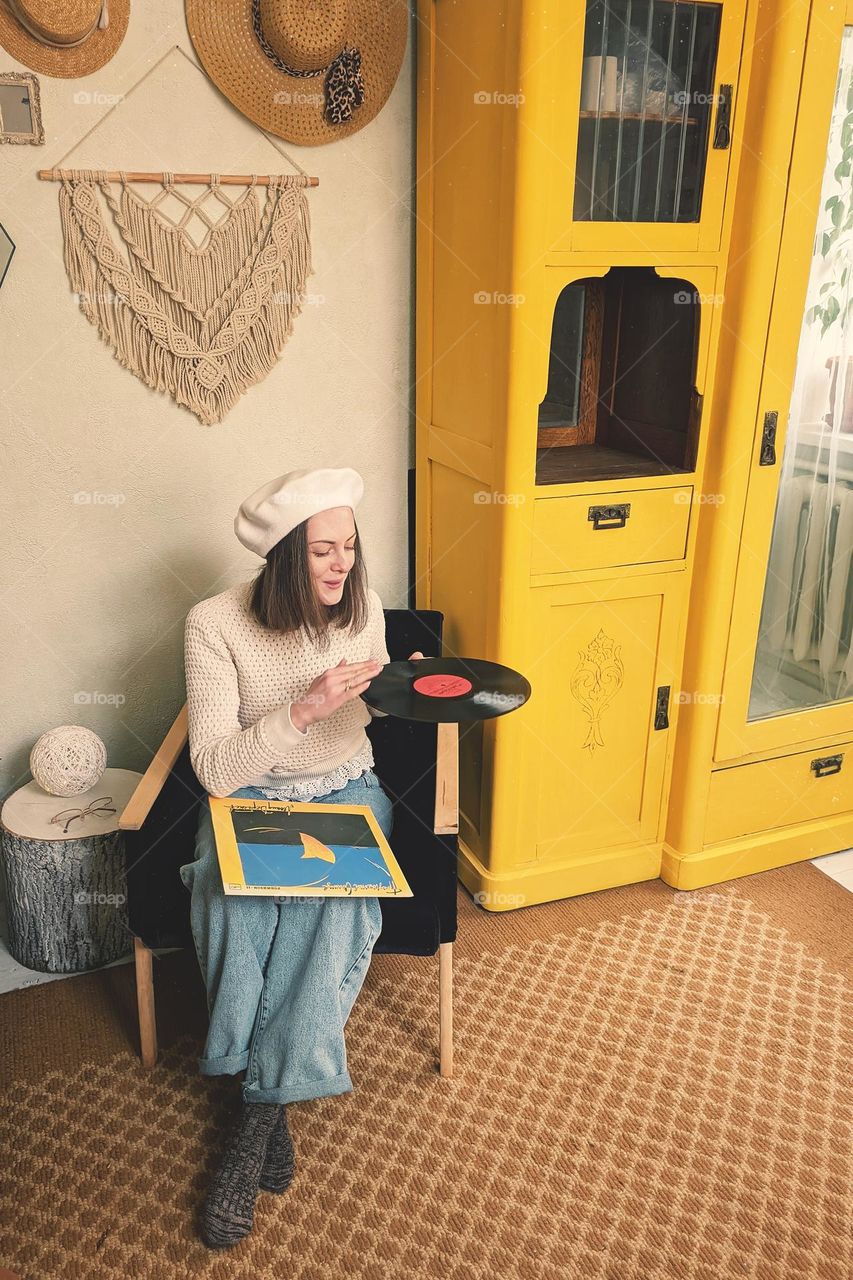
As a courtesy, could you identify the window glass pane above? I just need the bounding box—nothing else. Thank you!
[748,29,853,719]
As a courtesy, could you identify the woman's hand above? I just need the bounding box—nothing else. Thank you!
[409,651,427,661]
[290,658,383,730]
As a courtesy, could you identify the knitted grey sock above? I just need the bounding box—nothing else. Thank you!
[259,1104,296,1194]
[200,1101,280,1249]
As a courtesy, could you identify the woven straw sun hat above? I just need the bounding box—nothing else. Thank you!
[186,0,408,146]
[0,1,130,78]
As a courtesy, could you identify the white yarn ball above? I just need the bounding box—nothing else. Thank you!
[30,725,107,797]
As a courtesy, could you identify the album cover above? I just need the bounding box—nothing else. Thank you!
[208,796,412,898]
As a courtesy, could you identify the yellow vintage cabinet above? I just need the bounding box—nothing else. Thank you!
[415,0,758,909]
[664,0,853,888]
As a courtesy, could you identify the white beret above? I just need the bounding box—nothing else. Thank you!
[234,466,365,558]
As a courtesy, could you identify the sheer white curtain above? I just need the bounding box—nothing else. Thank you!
[750,28,853,719]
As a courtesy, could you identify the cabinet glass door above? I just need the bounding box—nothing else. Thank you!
[552,0,747,253]
[575,0,723,225]
[748,30,853,721]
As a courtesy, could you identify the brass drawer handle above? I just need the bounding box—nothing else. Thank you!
[811,754,843,778]
[588,503,631,530]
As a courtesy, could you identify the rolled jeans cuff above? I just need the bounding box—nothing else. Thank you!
[199,1049,251,1076]
[242,1070,354,1106]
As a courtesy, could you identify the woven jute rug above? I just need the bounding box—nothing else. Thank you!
[1,864,851,1280]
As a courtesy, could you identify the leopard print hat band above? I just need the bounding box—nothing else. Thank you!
[186,0,407,147]
[251,0,366,126]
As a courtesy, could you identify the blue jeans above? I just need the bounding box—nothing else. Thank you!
[179,770,393,1105]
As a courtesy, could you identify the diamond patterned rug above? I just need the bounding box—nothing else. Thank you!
[1,870,851,1278]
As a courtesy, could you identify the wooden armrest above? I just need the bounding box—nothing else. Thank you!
[434,722,459,835]
[120,701,459,835]
[119,704,189,832]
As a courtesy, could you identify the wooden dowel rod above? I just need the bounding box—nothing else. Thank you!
[37,170,318,187]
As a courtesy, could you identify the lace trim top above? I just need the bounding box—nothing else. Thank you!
[256,738,374,800]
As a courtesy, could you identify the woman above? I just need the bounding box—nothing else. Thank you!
[181,466,421,1250]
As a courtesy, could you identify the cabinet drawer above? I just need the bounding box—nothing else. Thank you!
[706,743,853,845]
[531,487,692,576]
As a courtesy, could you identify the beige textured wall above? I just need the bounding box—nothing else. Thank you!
[0,8,414,801]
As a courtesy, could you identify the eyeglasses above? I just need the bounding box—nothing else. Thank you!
[49,796,117,836]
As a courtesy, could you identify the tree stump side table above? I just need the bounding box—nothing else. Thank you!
[0,767,142,973]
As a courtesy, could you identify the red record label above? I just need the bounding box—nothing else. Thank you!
[412,673,473,698]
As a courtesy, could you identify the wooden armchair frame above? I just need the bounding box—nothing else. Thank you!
[120,705,459,1077]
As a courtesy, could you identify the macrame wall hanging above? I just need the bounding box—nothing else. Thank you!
[39,167,317,425]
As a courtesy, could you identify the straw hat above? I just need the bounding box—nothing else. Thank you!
[186,0,408,146]
[0,1,130,78]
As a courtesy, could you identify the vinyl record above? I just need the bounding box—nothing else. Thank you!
[361,657,531,723]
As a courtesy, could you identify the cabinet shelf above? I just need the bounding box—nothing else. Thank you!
[579,111,700,125]
[536,444,687,486]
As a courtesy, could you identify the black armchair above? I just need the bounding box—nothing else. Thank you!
[119,609,459,1077]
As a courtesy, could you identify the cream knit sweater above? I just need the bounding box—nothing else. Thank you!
[184,580,390,798]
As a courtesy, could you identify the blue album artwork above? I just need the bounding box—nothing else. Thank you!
[230,806,398,893]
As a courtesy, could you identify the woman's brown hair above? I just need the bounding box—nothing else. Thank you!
[248,517,369,647]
